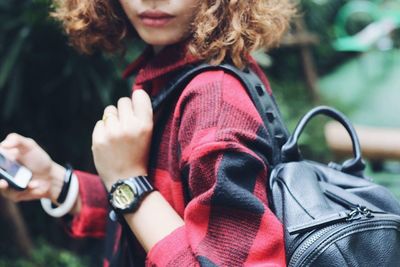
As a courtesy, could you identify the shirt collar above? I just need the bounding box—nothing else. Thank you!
[122,41,200,86]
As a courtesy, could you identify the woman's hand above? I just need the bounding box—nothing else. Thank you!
[92,90,183,252]
[0,133,65,202]
[92,90,154,191]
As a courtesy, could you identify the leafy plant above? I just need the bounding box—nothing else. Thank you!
[0,239,89,267]
[0,0,142,170]
[0,0,141,264]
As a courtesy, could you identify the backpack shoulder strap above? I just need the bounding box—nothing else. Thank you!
[151,63,289,166]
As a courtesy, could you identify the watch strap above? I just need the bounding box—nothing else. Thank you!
[129,175,153,197]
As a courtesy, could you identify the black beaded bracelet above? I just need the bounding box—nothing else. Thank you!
[57,164,74,204]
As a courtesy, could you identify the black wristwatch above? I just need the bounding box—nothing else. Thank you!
[109,175,154,215]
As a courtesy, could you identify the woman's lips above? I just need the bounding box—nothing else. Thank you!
[139,10,175,27]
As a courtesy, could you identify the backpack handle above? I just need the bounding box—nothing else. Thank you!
[281,106,366,176]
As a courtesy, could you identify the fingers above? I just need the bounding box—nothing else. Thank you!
[102,105,118,126]
[0,133,33,152]
[103,105,121,138]
[92,120,106,146]
[0,180,24,202]
[103,105,118,119]
[0,133,22,148]
[117,97,135,126]
[94,90,153,143]
[132,90,153,121]
[0,179,8,190]
[0,176,49,202]
[0,179,16,198]
[98,90,153,128]
[0,133,33,162]
[0,147,18,161]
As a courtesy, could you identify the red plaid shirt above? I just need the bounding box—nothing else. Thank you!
[67,42,286,266]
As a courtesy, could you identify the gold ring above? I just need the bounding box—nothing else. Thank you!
[102,113,113,123]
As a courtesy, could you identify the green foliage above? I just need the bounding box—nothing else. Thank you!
[0,0,141,264]
[0,0,144,171]
[365,161,400,200]
[0,239,88,267]
[298,0,350,74]
[270,78,333,163]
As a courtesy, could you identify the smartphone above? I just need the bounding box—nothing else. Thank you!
[0,152,32,190]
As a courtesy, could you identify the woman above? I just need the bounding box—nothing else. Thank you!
[0,0,295,265]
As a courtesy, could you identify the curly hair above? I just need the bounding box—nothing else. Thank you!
[51,0,295,68]
[51,0,131,54]
[189,0,295,68]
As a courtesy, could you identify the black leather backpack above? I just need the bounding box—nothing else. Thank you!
[152,63,400,266]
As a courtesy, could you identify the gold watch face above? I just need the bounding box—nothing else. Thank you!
[111,183,137,209]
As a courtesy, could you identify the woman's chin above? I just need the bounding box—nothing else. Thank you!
[139,32,185,47]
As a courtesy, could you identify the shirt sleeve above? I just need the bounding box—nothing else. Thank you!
[64,170,109,239]
[146,71,286,266]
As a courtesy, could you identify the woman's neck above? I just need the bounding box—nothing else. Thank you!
[152,45,165,55]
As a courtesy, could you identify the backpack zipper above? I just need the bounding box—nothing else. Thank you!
[286,206,366,261]
[287,223,340,265]
[288,205,376,235]
[288,214,400,267]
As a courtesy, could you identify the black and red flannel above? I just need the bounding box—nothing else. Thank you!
[66,42,286,266]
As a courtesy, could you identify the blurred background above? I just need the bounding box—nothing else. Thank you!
[0,0,399,266]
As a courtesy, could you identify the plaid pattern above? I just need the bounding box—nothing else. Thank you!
[67,43,286,266]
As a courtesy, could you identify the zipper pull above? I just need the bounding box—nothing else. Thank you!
[288,212,349,235]
[288,206,376,235]
[346,205,374,222]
